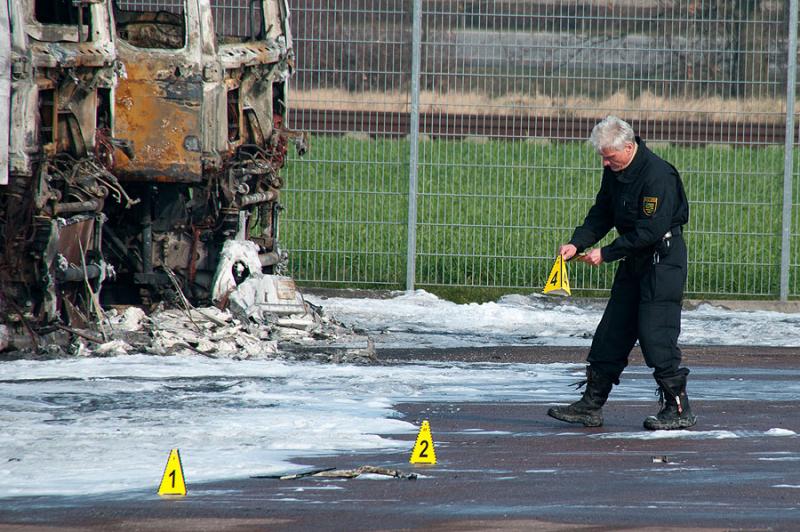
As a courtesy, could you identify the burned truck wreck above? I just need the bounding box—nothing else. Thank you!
[107,0,304,305]
[2,0,123,332]
[0,0,327,357]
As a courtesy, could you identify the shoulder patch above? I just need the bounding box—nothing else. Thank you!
[642,196,658,216]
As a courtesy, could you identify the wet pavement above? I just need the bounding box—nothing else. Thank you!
[0,346,798,531]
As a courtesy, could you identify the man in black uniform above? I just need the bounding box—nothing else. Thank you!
[547,116,696,430]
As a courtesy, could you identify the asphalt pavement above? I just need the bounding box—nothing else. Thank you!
[0,345,798,532]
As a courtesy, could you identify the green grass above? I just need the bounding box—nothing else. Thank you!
[281,136,800,300]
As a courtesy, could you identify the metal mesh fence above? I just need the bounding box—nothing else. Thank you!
[210,0,262,39]
[113,0,186,48]
[114,0,184,13]
[113,1,262,40]
[283,1,410,286]
[283,0,800,299]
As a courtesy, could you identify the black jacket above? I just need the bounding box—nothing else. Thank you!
[569,137,689,262]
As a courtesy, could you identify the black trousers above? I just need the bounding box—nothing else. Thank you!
[587,235,689,382]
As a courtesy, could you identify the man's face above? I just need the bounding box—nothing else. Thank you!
[599,142,636,171]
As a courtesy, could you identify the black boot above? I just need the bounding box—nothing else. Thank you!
[643,374,697,430]
[547,367,614,427]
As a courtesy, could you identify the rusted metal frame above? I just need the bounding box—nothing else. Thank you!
[0,0,10,186]
[54,323,103,344]
[141,187,153,275]
[213,0,293,257]
[54,199,102,214]
[239,189,277,207]
[113,0,205,183]
[198,0,226,173]
[188,225,202,284]
[278,0,291,49]
[18,0,294,318]
[2,1,119,326]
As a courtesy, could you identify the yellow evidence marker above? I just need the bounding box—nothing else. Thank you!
[410,420,437,465]
[542,254,571,296]
[158,448,187,496]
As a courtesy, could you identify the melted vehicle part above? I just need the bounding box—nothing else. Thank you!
[211,239,307,320]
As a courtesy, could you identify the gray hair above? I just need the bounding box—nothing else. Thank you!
[589,116,635,152]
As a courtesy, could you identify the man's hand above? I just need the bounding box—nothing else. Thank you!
[558,244,577,261]
[578,248,604,266]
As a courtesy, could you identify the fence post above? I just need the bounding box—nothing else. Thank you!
[406,0,422,291]
[781,0,799,301]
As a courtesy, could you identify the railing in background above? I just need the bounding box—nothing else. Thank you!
[284,0,800,300]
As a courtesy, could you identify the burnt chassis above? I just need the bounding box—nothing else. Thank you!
[0,0,303,347]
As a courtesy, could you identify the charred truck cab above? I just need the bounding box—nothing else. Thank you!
[0,0,303,350]
[2,0,125,328]
[106,0,299,304]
